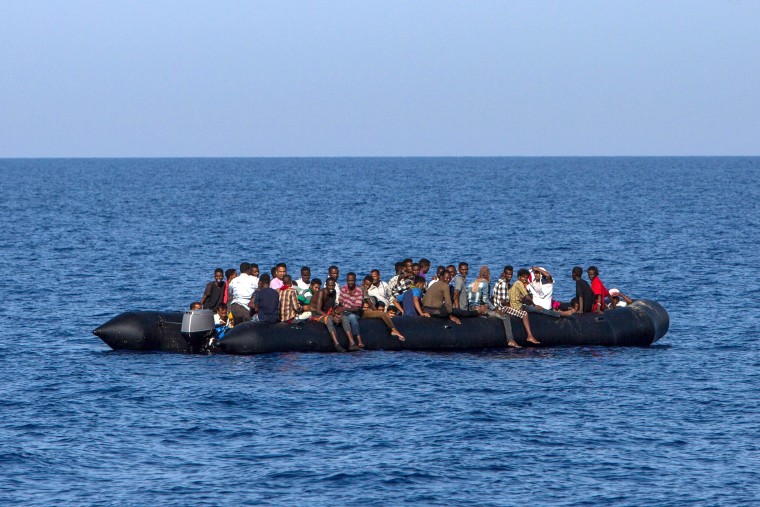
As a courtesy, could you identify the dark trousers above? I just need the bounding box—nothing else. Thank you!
[423,305,478,319]
[230,303,251,324]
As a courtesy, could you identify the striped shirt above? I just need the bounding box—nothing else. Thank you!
[340,285,364,310]
[278,287,300,322]
[492,278,511,309]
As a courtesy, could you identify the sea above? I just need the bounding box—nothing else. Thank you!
[0,157,758,506]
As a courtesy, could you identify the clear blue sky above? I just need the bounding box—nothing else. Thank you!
[1,1,758,156]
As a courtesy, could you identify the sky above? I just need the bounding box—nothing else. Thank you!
[1,0,758,157]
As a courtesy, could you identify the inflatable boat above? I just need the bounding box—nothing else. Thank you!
[93,299,669,354]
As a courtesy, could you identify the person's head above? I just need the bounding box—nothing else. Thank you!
[517,268,531,284]
[240,262,251,275]
[282,274,293,286]
[300,266,311,283]
[609,288,620,304]
[458,262,469,277]
[587,266,599,281]
[189,301,202,310]
[501,265,513,281]
[435,265,445,278]
[446,265,457,278]
[477,265,491,282]
[225,268,236,281]
[259,274,271,288]
[346,272,357,289]
[403,258,413,272]
[572,266,583,280]
[376,301,386,311]
[393,261,403,275]
[571,300,580,312]
[370,269,381,284]
[270,266,276,276]
[441,270,453,284]
[310,278,322,292]
[325,277,337,293]
[217,303,228,317]
[274,263,287,280]
[411,263,421,276]
[414,276,426,288]
[361,300,371,311]
[251,264,259,277]
[386,305,398,316]
[328,265,339,280]
[213,268,224,282]
[419,258,431,274]
[362,275,373,290]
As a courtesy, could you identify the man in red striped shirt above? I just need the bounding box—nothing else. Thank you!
[340,272,365,350]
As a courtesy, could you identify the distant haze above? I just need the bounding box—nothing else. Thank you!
[1,1,758,157]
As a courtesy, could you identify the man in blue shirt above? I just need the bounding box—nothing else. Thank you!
[252,274,280,323]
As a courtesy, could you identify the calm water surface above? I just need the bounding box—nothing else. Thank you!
[0,157,758,505]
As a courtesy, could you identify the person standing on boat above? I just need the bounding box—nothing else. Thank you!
[200,268,225,311]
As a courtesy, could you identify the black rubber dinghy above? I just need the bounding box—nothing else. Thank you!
[93,300,669,354]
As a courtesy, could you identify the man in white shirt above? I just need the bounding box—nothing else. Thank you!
[228,262,259,324]
[368,269,391,307]
[528,266,554,310]
[295,266,311,296]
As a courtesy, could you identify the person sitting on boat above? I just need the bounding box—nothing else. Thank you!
[270,263,287,290]
[587,266,613,313]
[200,268,225,311]
[528,266,554,311]
[390,259,415,303]
[361,275,378,309]
[418,258,431,281]
[295,278,321,321]
[452,262,469,310]
[214,303,231,339]
[309,277,348,352]
[278,275,301,324]
[507,269,542,345]
[427,265,446,287]
[360,297,406,341]
[251,274,279,323]
[401,276,430,317]
[327,265,341,304]
[492,266,513,303]
[563,266,595,313]
[607,288,634,309]
[340,272,365,350]
[368,269,391,308]
[229,262,258,324]
[421,270,462,325]
[467,265,493,314]
[295,266,311,297]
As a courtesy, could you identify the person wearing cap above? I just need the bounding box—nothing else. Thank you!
[607,288,634,309]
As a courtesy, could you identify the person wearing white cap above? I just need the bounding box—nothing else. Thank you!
[607,288,634,309]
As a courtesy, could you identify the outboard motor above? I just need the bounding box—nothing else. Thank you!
[181,309,216,353]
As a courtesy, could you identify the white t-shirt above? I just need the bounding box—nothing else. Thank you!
[367,281,390,305]
[295,278,311,296]
[528,279,553,310]
[229,273,258,307]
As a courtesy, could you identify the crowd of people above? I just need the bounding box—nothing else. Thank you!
[189,258,634,352]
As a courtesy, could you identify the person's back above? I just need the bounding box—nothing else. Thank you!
[402,286,423,316]
[422,279,452,314]
[576,278,595,313]
[257,287,280,323]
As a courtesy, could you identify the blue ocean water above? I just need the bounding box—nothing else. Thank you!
[0,157,758,506]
